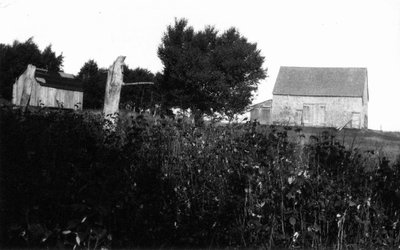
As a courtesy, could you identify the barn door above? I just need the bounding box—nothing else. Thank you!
[303,104,326,126]
[303,105,311,125]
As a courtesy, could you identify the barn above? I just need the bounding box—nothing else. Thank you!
[251,66,369,129]
[12,64,83,110]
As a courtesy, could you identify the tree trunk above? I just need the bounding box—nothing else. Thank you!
[103,56,126,117]
[19,64,36,110]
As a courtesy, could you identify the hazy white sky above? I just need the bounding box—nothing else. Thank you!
[1,0,400,131]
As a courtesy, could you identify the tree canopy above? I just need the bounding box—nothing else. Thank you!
[121,66,158,111]
[77,60,107,109]
[0,38,64,100]
[158,18,266,119]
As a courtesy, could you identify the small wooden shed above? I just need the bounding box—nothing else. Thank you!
[12,64,83,110]
[249,99,272,124]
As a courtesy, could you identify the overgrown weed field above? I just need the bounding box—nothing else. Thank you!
[272,126,400,162]
[1,106,400,250]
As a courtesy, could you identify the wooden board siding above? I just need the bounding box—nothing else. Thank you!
[13,79,83,109]
[302,104,326,126]
[271,95,367,129]
[12,79,23,105]
[33,86,83,109]
[12,65,83,110]
[250,107,271,124]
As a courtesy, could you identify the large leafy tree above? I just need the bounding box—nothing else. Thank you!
[158,19,266,119]
[0,38,63,100]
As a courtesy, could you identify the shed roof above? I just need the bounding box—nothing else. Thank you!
[273,67,367,97]
[250,99,272,109]
[35,68,83,92]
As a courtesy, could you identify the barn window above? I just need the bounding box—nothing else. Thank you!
[317,105,326,125]
[295,109,302,125]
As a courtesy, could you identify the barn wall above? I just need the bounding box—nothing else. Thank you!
[271,95,366,128]
[362,78,369,128]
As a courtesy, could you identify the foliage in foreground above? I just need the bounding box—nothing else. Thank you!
[1,106,400,249]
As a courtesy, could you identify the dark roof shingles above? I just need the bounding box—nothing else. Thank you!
[273,67,367,97]
[35,70,83,92]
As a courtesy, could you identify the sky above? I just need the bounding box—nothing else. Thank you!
[1,0,400,131]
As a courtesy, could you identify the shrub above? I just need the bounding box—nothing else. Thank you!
[1,106,400,249]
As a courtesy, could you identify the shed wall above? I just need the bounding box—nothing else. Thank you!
[250,108,271,124]
[13,79,83,109]
[32,85,83,109]
[12,79,23,105]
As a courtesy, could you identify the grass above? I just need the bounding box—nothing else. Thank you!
[258,125,400,162]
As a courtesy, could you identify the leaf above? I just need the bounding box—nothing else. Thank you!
[289,217,296,226]
[355,215,363,224]
[76,234,81,245]
[335,200,342,207]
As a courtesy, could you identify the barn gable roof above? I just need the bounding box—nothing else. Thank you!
[35,68,84,92]
[273,67,367,97]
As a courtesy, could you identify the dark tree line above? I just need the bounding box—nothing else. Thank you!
[1,19,266,118]
[0,38,63,100]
